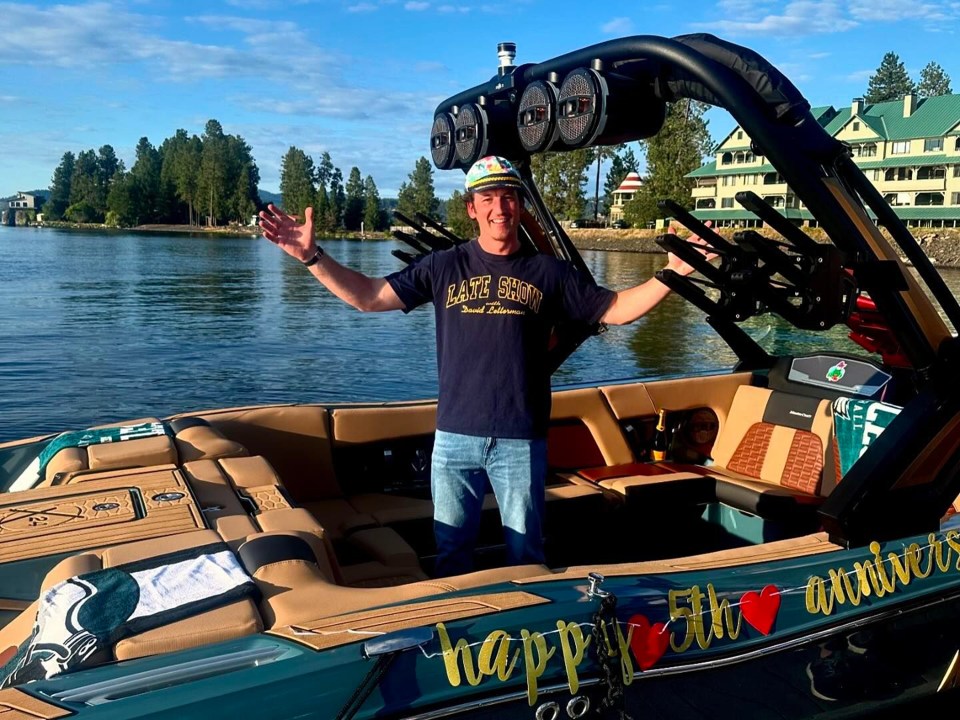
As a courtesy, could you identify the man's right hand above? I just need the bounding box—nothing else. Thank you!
[259,204,318,263]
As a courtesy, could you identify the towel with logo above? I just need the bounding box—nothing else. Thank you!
[0,543,257,688]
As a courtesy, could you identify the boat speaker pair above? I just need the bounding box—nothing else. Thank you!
[449,100,522,167]
[554,67,666,148]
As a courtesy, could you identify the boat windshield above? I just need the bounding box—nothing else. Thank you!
[0,438,49,492]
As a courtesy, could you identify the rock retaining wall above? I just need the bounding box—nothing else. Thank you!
[568,228,960,268]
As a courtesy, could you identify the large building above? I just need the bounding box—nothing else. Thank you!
[688,93,960,228]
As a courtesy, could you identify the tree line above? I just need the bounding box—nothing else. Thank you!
[43,120,260,227]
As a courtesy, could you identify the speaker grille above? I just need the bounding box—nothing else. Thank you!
[430,113,456,169]
[517,81,556,152]
[558,68,602,146]
[455,104,485,165]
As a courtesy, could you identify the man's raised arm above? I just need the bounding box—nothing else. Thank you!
[259,204,404,313]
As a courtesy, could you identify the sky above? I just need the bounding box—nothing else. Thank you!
[3,0,960,201]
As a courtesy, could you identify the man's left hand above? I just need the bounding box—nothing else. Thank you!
[664,222,719,277]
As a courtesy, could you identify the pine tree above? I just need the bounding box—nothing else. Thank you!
[445,190,475,239]
[624,100,712,227]
[865,52,915,103]
[396,157,439,218]
[198,120,227,226]
[917,61,952,99]
[43,152,75,220]
[67,149,103,223]
[343,166,365,230]
[160,130,202,226]
[315,184,333,234]
[279,146,316,218]
[362,175,383,232]
[329,168,345,229]
[128,137,162,224]
[531,150,591,220]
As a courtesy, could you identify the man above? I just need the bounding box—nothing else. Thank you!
[259,155,710,576]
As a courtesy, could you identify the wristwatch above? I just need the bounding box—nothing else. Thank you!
[303,247,324,267]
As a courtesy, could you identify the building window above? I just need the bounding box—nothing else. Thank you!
[954,165,960,178]
[722,175,737,187]
[884,192,909,206]
[924,137,944,152]
[745,151,755,163]
[696,199,716,209]
[763,172,783,185]
[721,152,733,165]
[884,167,913,182]
[955,137,960,152]
[736,131,743,140]
[721,197,734,208]
[763,195,784,208]
[916,192,944,206]
[853,121,860,131]
[853,143,877,157]
[891,141,910,154]
[951,192,960,205]
[917,166,945,180]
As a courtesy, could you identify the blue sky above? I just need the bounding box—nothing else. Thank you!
[2,0,959,200]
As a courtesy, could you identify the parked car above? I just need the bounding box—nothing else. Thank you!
[611,219,630,229]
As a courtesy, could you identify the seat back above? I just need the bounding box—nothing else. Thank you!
[712,386,835,496]
[0,530,263,683]
[41,417,248,487]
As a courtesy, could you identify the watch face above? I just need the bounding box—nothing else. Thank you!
[685,409,719,446]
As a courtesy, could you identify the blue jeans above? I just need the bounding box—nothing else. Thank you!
[431,430,547,577]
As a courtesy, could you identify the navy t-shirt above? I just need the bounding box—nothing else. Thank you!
[386,241,616,439]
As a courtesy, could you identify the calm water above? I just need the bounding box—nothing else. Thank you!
[0,225,932,442]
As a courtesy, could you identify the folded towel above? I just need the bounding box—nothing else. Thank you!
[1,542,257,687]
[9,421,171,492]
[832,397,902,477]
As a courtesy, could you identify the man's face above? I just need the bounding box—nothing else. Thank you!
[467,187,520,243]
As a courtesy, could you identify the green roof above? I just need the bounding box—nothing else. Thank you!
[891,207,960,220]
[692,206,960,223]
[823,95,960,141]
[855,153,952,169]
[691,208,814,221]
[687,161,776,178]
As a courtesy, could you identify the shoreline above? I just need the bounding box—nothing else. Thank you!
[567,227,960,269]
[16,221,960,268]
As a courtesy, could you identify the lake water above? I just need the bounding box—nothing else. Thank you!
[0,225,935,442]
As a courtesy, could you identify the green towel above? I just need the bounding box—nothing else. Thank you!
[832,397,901,476]
[10,422,172,492]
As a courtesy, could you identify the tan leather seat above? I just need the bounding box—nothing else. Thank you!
[0,530,262,673]
[594,386,835,523]
[239,531,549,627]
[42,417,248,486]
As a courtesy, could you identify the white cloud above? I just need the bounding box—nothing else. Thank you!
[437,4,469,12]
[601,17,633,35]
[697,1,858,36]
[848,0,952,22]
[404,1,429,9]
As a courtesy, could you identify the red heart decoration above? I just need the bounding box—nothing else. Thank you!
[740,584,781,635]
[627,614,670,670]
[0,646,16,666]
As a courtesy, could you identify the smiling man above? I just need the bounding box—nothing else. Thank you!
[259,155,709,576]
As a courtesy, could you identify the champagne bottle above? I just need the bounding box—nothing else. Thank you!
[651,408,668,462]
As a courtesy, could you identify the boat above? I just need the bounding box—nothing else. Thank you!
[2,32,960,719]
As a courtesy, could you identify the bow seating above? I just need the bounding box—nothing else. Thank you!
[40,417,249,487]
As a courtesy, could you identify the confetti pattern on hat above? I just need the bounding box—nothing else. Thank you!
[465,156,523,192]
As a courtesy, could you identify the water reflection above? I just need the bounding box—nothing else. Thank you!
[1,225,958,441]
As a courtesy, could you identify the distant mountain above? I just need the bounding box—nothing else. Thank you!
[258,189,281,207]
